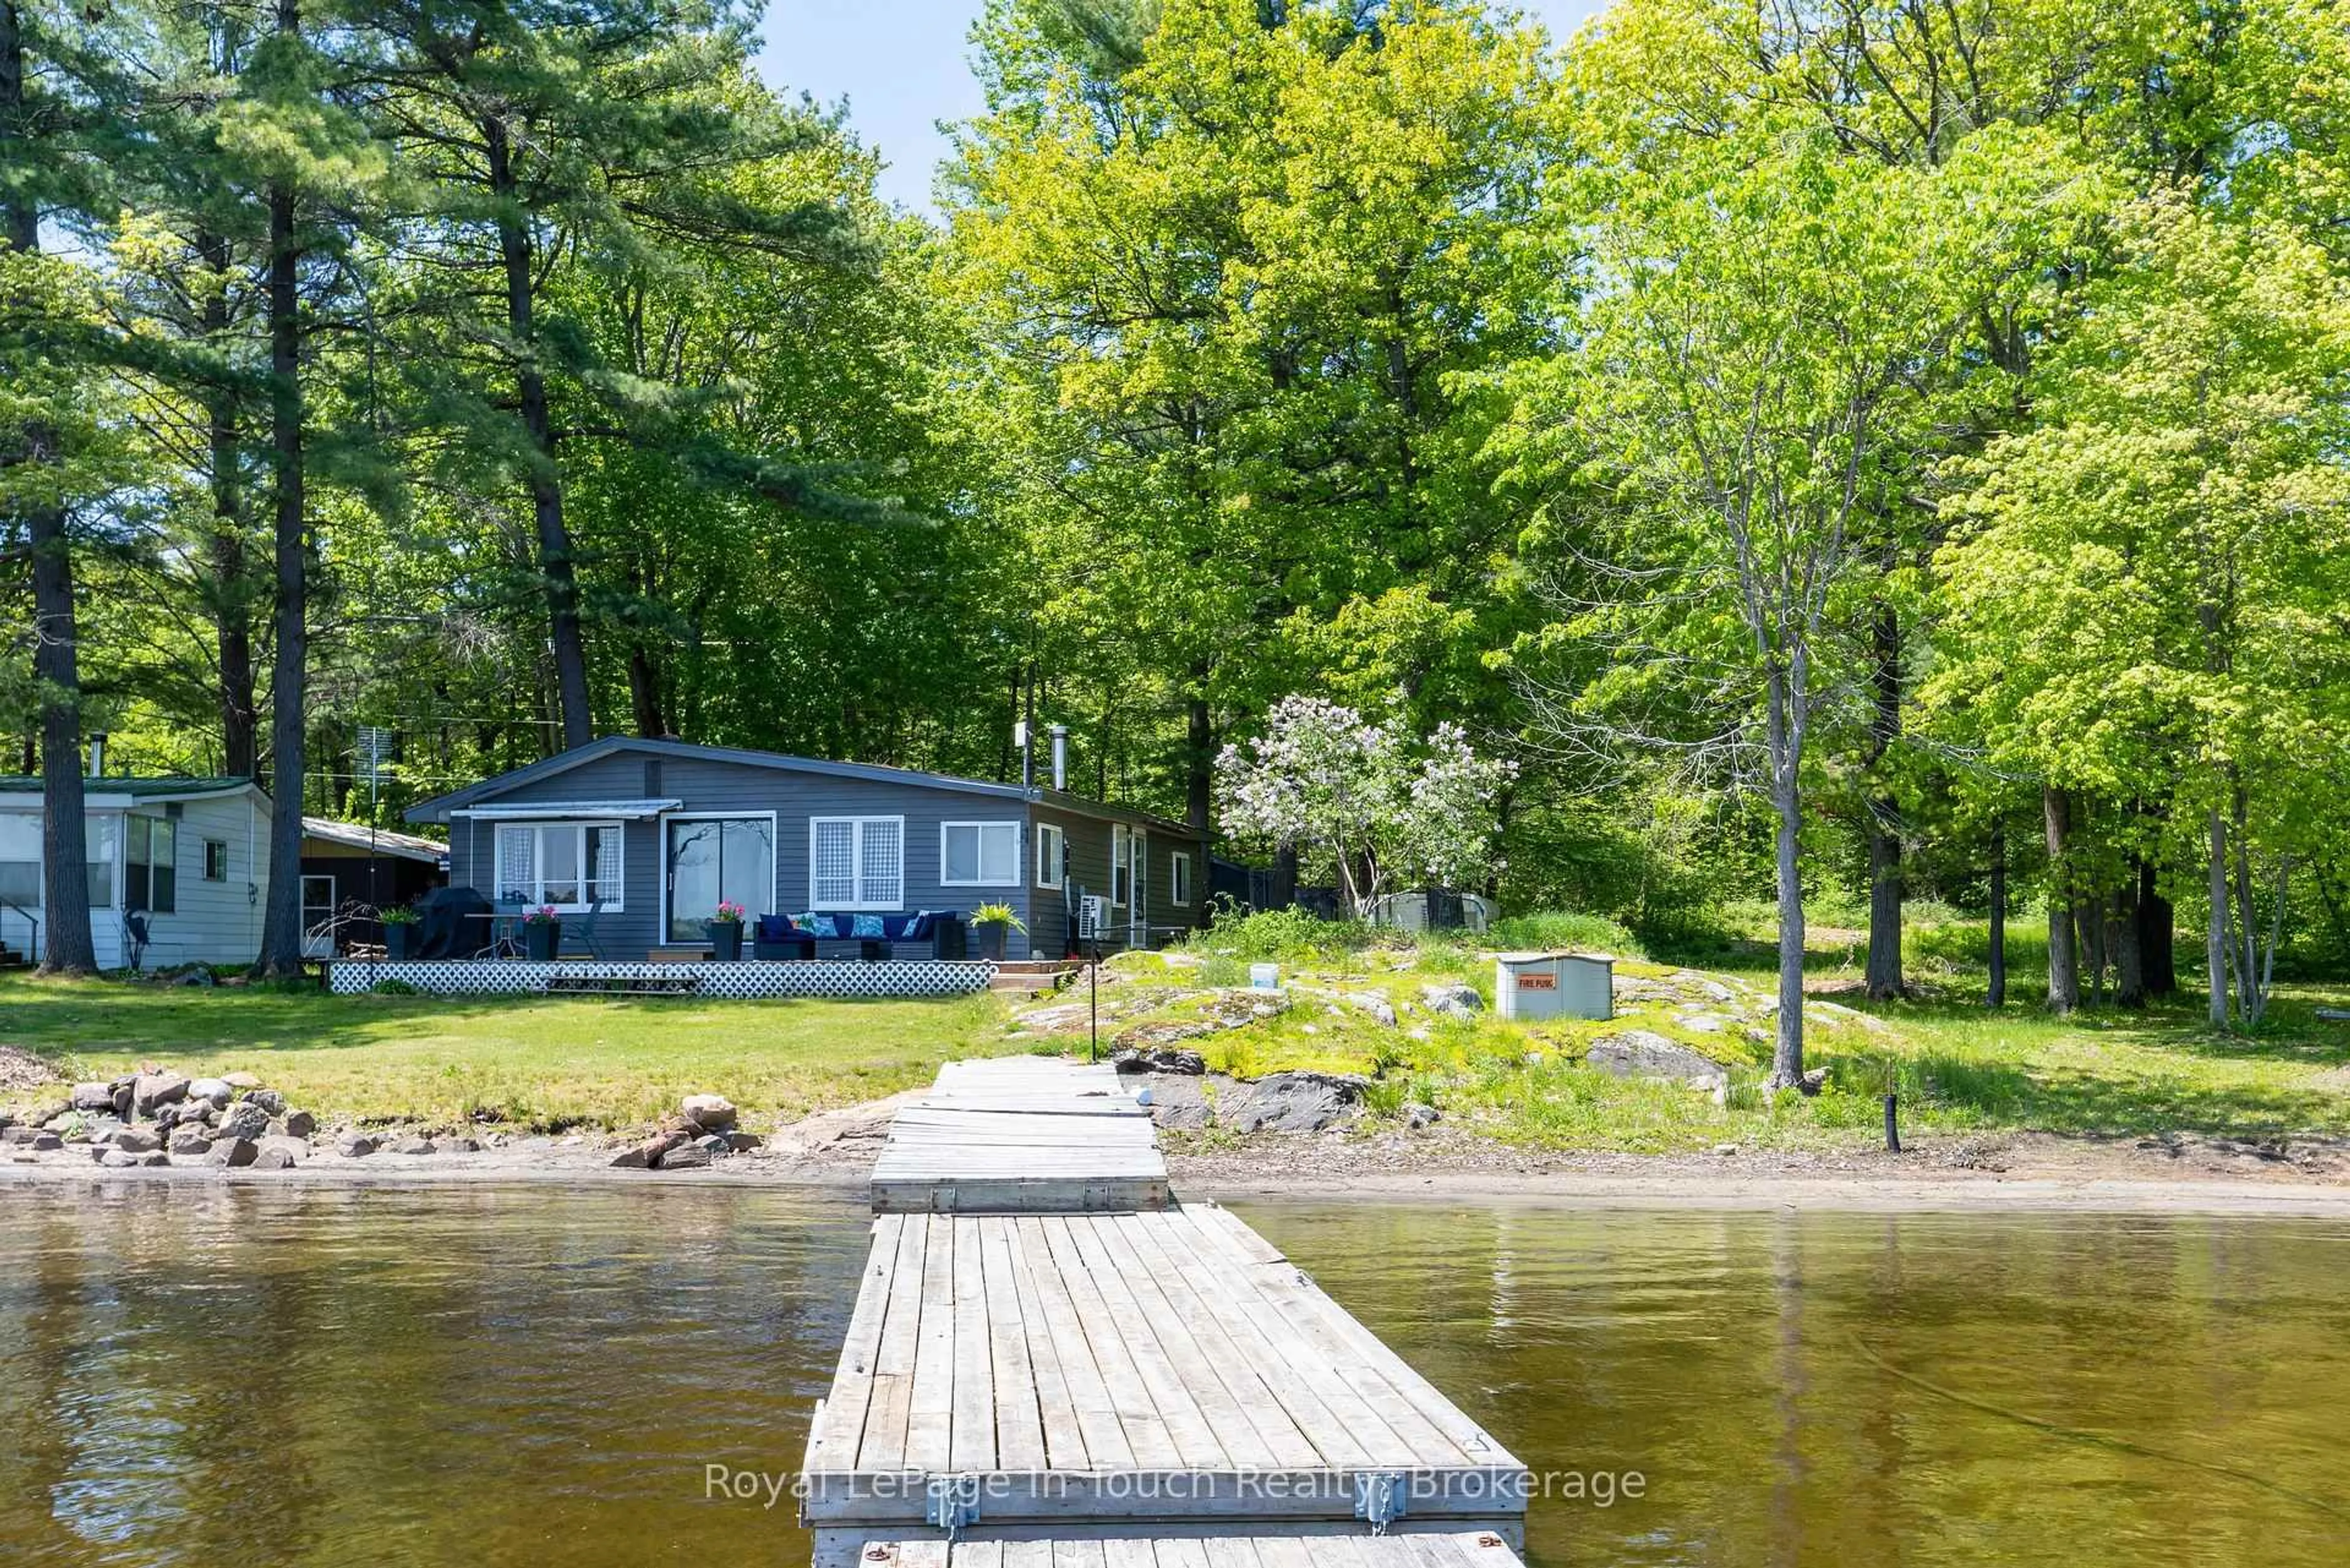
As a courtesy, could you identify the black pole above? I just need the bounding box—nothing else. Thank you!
[1089,936,1099,1064]
[1883,1092,1901,1154]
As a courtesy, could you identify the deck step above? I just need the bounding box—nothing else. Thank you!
[871,1058,1167,1213]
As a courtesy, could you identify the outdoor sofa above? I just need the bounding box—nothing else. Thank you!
[753,911,966,961]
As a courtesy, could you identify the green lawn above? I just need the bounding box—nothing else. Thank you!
[0,975,1017,1132]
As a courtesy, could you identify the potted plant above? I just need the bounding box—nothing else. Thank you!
[381,904,422,960]
[969,902,1025,963]
[707,900,748,961]
[520,905,562,961]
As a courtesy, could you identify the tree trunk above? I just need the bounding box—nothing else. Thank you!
[1863,602,1903,999]
[1186,684,1212,836]
[2078,894,2106,1009]
[485,116,592,750]
[627,642,666,739]
[2205,805,2229,1028]
[2112,877,2144,1007]
[198,232,258,777]
[255,127,308,975]
[1766,660,1807,1089]
[5,0,97,974]
[2137,856,2177,996]
[1986,824,2006,1009]
[2043,786,2078,1013]
[1272,842,1298,909]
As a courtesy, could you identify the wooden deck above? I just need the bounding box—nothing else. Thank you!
[871,1059,1169,1214]
[856,1529,1526,1568]
[799,1203,1526,1539]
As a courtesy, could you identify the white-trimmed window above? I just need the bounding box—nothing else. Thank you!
[1035,823,1065,890]
[941,821,1020,887]
[1110,824,1131,907]
[1169,850,1193,908]
[125,816,177,914]
[811,816,903,909]
[493,821,622,911]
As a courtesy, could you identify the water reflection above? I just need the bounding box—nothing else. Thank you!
[1237,1203,2350,1567]
[3,1187,2346,1566]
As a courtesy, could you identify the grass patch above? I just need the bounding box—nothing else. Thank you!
[0,974,1017,1132]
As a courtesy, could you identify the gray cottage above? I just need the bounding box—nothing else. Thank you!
[405,737,1207,962]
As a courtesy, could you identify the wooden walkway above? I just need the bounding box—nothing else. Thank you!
[858,1529,1526,1568]
[871,1059,1169,1214]
[808,1056,1524,1568]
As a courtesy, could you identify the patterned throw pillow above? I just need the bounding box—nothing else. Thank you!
[851,913,887,939]
[797,912,835,938]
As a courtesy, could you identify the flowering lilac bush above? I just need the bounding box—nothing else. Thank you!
[1214,695,1515,913]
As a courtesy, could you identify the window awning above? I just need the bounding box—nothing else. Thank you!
[453,799,682,821]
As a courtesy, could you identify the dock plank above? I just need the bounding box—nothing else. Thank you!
[846,1536,1523,1568]
[874,1059,1170,1213]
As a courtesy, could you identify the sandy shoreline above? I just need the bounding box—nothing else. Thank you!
[7,1142,2350,1217]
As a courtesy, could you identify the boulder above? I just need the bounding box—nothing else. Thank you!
[680,1094,737,1133]
[1,1126,40,1146]
[100,1149,157,1168]
[441,1136,481,1154]
[657,1141,713,1170]
[214,1102,271,1142]
[253,1146,297,1170]
[222,1071,263,1090]
[621,1130,690,1168]
[187,1078,234,1110]
[71,1081,119,1113]
[282,1110,318,1140]
[1111,1046,1207,1076]
[206,1138,259,1168]
[694,1133,730,1156]
[1419,983,1483,1021]
[1211,1071,1370,1135]
[132,1073,190,1116]
[28,1130,61,1151]
[1345,993,1400,1028]
[334,1133,377,1158]
[724,1132,763,1153]
[243,1088,288,1118]
[609,1144,651,1169]
[168,1130,214,1157]
[1403,1101,1442,1130]
[110,1127,161,1155]
[1584,1031,1729,1094]
[389,1136,436,1155]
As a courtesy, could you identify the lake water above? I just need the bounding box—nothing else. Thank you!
[0,1185,2344,1565]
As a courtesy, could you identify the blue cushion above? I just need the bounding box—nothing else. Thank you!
[756,914,793,942]
[851,913,887,939]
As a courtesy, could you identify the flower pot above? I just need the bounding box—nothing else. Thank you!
[975,920,1007,962]
[384,924,419,960]
[708,921,744,962]
[523,920,561,961]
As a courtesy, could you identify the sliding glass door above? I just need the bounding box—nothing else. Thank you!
[665,816,775,942]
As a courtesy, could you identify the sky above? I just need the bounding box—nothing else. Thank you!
[755,1,1611,213]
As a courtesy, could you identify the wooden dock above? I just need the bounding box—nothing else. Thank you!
[858,1529,1527,1568]
[871,1059,1169,1214]
[807,1056,1525,1568]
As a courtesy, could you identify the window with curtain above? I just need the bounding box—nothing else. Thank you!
[86,816,118,908]
[1110,824,1131,907]
[941,821,1020,887]
[491,823,622,910]
[1035,823,1064,890]
[1170,851,1193,908]
[666,816,774,941]
[810,817,902,909]
[125,816,177,914]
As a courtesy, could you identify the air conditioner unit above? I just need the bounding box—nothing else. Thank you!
[1077,895,1107,940]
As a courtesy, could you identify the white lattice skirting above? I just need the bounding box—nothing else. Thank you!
[326,958,998,999]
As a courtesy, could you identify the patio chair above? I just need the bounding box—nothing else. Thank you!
[563,900,609,961]
[123,912,151,972]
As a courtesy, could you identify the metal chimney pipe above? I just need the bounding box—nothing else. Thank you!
[1050,725,1068,792]
[86,733,106,777]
